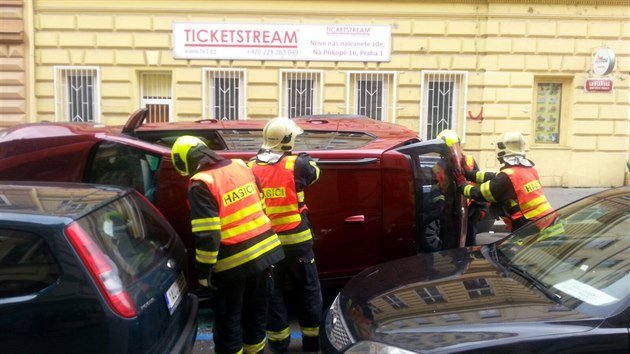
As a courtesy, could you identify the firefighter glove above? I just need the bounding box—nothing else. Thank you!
[453,168,467,188]
[198,267,217,290]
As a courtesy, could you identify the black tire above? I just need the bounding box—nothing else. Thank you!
[418,218,443,252]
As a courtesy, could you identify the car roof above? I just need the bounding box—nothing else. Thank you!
[0,182,126,220]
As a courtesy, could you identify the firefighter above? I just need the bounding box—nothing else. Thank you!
[248,117,322,353]
[436,129,489,246]
[454,131,555,232]
[171,135,284,354]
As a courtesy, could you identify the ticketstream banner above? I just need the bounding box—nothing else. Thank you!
[172,23,391,62]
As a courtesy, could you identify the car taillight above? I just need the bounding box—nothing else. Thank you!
[65,222,137,318]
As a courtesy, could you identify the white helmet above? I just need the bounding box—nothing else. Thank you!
[262,117,303,152]
[497,131,528,164]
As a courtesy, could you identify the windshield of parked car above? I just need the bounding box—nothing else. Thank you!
[76,193,175,286]
[496,192,630,316]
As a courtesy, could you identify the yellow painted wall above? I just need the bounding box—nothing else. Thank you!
[20,0,630,186]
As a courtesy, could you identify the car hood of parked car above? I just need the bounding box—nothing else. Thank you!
[336,246,604,353]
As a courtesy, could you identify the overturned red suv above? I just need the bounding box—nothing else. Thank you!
[0,108,473,291]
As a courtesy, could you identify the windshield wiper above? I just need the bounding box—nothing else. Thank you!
[507,264,563,305]
[481,243,510,277]
[482,244,563,305]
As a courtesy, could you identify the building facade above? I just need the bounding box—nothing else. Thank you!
[1,0,629,187]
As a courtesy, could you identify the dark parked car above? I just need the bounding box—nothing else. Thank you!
[0,182,198,354]
[0,108,470,290]
[321,186,630,353]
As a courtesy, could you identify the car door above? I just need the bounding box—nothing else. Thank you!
[395,139,467,252]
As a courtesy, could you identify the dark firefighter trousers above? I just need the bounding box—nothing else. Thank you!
[267,250,322,352]
[211,267,273,354]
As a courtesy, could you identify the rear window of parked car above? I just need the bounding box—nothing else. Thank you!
[0,230,61,298]
[75,193,176,286]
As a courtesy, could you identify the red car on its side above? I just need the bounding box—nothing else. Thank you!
[0,108,468,291]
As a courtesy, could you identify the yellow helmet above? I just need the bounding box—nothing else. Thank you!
[436,129,460,147]
[171,135,208,176]
[497,131,526,160]
[262,117,304,152]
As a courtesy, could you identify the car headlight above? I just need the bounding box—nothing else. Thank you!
[345,341,417,354]
[324,294,355,351]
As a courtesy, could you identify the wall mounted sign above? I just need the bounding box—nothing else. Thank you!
[592,48,616,76]
[172,23,391,62]
[584,78,613,92]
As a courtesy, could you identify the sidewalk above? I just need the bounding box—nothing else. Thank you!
[477,187,609,244]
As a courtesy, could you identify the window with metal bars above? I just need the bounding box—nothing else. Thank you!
[347,71,396,121]
[420,71,468,141]
[203,68,247,120]
[140,72,172,123]
[280,70,322,118]
[54,66,100,123]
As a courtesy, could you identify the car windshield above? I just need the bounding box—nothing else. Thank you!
[496,192,630,316]
[76,193,175,286]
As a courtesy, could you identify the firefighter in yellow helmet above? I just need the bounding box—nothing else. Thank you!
[248,117,322,353]
[436,129,489,246]
[454,131,555,231]
[171,135,284,354]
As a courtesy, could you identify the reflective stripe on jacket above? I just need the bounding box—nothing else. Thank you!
[463,155,476,206]
[501,166,554,222]
[250,155,303,232]
[190,159,280,273]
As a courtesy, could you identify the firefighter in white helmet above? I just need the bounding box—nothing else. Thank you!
[248,117,322,353]
[454,131,555,231]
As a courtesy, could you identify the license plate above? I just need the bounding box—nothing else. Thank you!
[164,273,186,315]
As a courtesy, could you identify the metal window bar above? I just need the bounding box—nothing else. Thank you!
[202,69,247,120]
[280,70,323,118]
[54,66,100,123]
[140,72,172,123]
[346,71,396,122]
[420,71,468,141]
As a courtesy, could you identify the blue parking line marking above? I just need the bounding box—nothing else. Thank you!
[196,331,302,341]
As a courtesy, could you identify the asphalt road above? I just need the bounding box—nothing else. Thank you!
[191,187,610,354]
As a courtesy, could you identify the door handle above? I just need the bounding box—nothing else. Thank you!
[345,215,365,223]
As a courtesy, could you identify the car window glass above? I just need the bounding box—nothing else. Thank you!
[76,193,175,286]
[498,195,630,314]
[0,230,61,298]
[140,129,376,151]
[86,141,161,203]
[218,130,375,151]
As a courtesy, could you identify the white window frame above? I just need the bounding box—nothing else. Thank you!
[140,71,173,123]
[346,71,397,122]
[279,69,323,118]
[202,68,247,120]
[54,66,101,123]
[420,70,468,142]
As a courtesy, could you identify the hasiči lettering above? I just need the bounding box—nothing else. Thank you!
[223,182,256,206]
[524,180,542,193]
[263,187,286,199]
